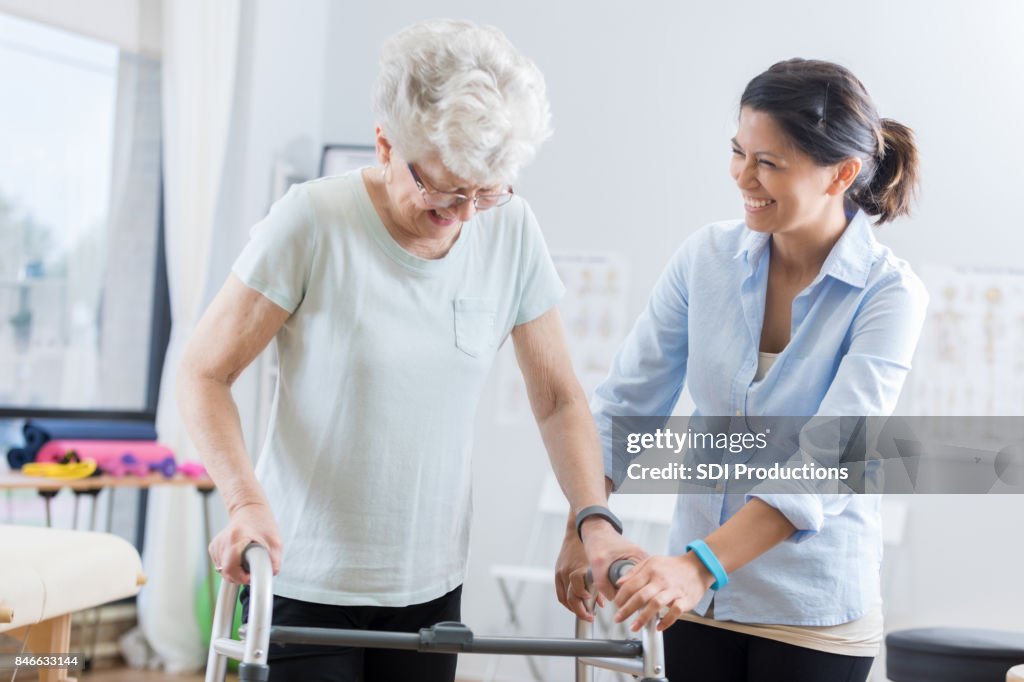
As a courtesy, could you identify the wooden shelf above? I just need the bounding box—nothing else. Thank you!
[0,472,214,492]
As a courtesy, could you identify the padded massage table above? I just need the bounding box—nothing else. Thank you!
[0,524,145,681]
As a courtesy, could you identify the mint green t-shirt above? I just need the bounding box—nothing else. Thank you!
[232,171,564,606]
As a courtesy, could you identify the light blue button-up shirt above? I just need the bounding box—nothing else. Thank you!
[592,210,928,626]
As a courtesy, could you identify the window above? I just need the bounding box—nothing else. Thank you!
[0,12,167,418]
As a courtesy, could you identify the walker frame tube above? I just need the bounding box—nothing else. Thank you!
[205,544,668,682]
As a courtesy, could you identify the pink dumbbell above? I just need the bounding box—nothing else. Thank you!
[178,461,207,480]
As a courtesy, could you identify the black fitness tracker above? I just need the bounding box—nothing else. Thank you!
[575,505,624,541]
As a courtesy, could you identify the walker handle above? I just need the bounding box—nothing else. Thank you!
[608,559,636,585]
[240,541,264,574]
[206,542,273,682]
[585,559,637,591]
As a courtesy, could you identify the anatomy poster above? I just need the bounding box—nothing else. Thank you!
[906,265,1024,418]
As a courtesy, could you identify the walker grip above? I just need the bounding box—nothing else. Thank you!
[608,559,636,584]
[240,541,266,574]
[585,559,637,591]
[419,621,474,652]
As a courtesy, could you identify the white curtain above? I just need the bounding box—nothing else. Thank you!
[138,0,241,672]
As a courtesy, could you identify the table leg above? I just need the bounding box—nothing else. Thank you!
[24,613,73,682]
[38,490,59,528]
[80,489,104,672]
[200,488,216,623]
[104,487,115,533]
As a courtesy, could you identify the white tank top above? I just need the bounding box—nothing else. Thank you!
[754,351,779,382]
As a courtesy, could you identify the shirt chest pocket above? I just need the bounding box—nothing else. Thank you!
[453,297,497,358]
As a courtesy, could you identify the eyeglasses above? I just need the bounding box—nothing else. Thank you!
[407,163,514,210]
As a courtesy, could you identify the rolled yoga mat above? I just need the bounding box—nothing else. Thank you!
[24,419,157,445]
[6,448,31,470]
[34,440,174,471]
[6,419,159,469]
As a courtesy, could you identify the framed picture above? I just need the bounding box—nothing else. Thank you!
[319,144,377,178]
[271,159,307,201]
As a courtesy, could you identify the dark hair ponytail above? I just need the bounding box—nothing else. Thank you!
[740,59,920,225]
[849,118,918,224]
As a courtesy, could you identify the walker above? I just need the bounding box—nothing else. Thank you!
[205,543,668,681]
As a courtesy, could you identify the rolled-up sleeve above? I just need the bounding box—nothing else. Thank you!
[749,491,850,543]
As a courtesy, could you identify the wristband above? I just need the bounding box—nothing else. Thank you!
[575,506,623,542]
[685,539,729,590]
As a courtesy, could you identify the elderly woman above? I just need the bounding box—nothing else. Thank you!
[178,19,640,682]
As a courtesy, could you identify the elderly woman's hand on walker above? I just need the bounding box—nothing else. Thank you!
[208,501,282,586]
[555,515,648,622]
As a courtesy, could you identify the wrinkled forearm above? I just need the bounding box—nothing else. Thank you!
[177,365,267,515]
[535,389,608,518]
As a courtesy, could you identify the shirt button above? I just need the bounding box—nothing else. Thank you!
[715,482,723,492]
[735,409,742,416]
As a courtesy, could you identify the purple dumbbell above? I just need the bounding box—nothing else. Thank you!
[121,453,151,477]
[149,456,177,478]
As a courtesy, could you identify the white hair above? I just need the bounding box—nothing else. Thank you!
[372,19,552,186]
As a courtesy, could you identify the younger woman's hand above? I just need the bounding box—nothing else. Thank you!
[612,554,715,632]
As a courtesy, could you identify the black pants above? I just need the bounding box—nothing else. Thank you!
[240,585,462,682]
[663,619,874,682]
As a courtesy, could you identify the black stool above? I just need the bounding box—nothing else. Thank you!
[886,628,1024,681]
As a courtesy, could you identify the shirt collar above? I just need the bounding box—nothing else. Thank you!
[734,209,876,288]
[815,209,876,288]
[734,229,771,274]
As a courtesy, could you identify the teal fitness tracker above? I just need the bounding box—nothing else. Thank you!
[575,505,623,541]
[686,539,729,590]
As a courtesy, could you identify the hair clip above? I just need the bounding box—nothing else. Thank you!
[818,82,831,128]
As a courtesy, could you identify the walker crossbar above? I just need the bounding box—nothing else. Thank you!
[205,543,668,682]
[267,623,643,658]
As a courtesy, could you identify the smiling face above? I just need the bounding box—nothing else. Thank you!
[384,151,475,239]
[729,107,848,236]
[377,136,509,247]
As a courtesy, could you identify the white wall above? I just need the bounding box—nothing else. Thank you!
[0,0,162,55]
[207,0,331,450]
[319,2,1024,679]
